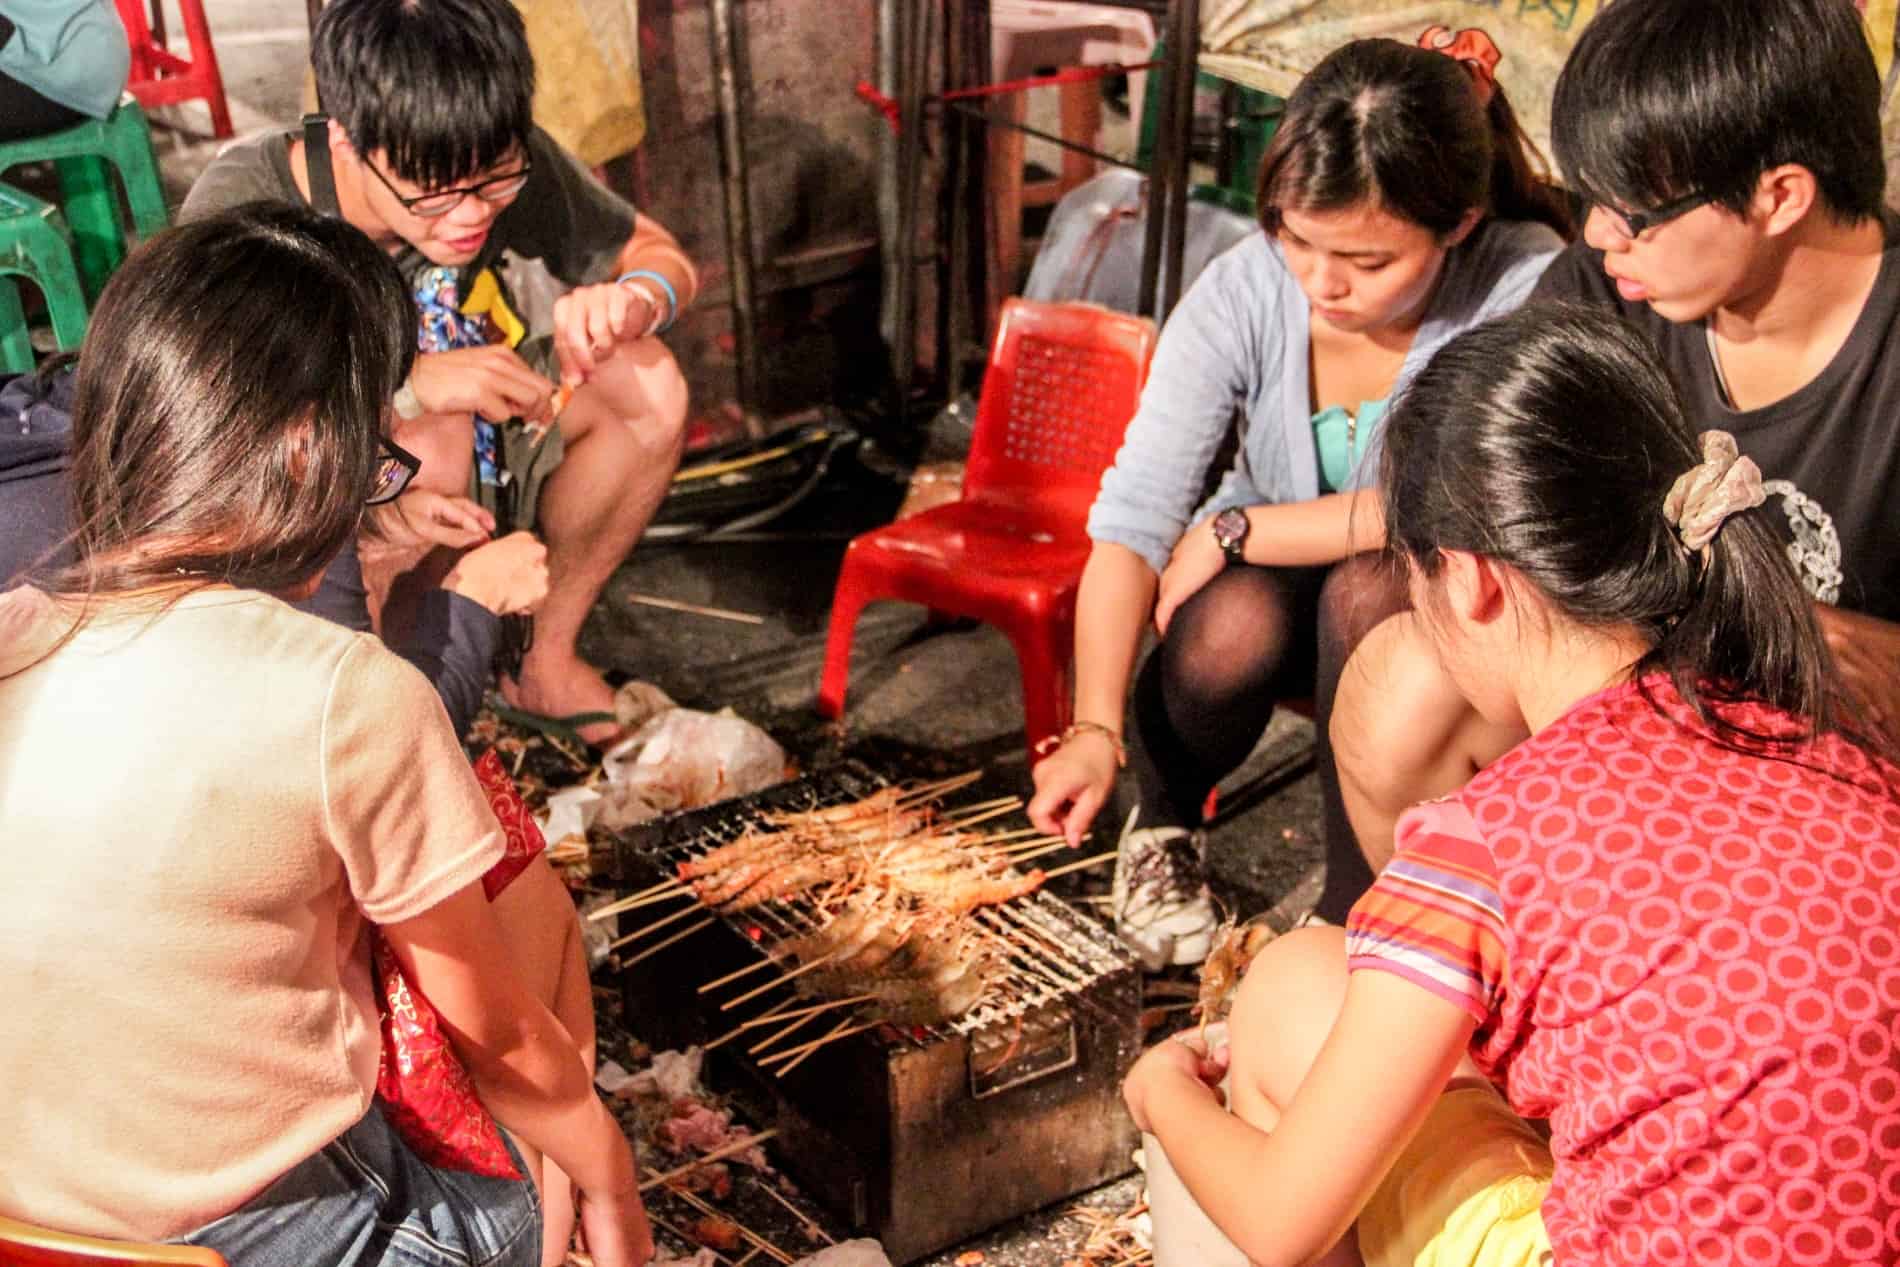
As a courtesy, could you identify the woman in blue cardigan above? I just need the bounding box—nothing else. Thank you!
[1027,33,1570,966]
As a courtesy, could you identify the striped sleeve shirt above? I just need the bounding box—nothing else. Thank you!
[1344,799,1509,1023]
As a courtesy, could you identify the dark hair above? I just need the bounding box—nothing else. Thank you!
[312,0,534,188]
[1382,303,1863,759]
[1551,0,1884,222]
[1256,38,1572,241]
[52,201,413,603]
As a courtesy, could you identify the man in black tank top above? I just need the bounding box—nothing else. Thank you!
[1328,0,1900,886]
[181,0,700,749]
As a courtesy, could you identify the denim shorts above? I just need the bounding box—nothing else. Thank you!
[175,1102,542,1267]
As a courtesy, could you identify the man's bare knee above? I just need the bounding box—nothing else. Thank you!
[570,338,689,462]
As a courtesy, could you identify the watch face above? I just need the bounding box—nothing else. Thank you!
[1214,508,1248,548]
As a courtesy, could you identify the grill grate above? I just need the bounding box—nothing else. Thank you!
[610,762,1144,1263]
[613,761,1130,1046]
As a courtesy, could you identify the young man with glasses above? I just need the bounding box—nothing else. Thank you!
[1327,0,1900,878]
[182,0,697,747]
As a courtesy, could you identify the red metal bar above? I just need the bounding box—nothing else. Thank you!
[855,58,1161,134]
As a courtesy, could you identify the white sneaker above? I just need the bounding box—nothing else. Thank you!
[1111,810,1217,970]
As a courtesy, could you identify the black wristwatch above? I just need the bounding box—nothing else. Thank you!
[1211,507,1250,564]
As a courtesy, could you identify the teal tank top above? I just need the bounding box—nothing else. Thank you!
[1312,398,1386,494]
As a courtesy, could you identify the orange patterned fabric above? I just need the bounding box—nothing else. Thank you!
[373,748,550,1179]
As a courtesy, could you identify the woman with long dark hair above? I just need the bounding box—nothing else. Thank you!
[0,204,650,1267]
[1028,32,1570,966]
[1124,304,1900,1267]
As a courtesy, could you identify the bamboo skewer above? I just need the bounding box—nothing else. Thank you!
[598,886,695,918]
[638,1128,781,1192]
[996,841,1069,867]
[589,881,690,922]
[704,996,796,1051]
[938,799,1025,832]
[626,592,766,625]
[661,1185,795,1266]
[755,1014,854,1068]
[698,954,783,994]
[645,1211,742,1267]
[753,1179,835,1246]
[1042,847,1118,881]
[893,770,983,805]
[719,950,840,1011]
[771,1020,883,1076]
[608,899,708,950]
[742,993,875,1031]
[616,917,714,968]
[746,1006,827,1056]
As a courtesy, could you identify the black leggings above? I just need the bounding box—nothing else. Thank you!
[0,69,88,143]
[1128,552,1409,921]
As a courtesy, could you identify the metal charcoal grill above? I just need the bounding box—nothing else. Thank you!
[612,763,1141,1264]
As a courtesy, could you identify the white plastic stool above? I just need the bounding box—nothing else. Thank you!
[986,1,1157,321]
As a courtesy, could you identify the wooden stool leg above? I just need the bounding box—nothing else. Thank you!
[1056,79,1101,195]
[986,93,1027,335]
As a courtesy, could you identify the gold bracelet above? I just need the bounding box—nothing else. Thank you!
[1033,721,1127,767]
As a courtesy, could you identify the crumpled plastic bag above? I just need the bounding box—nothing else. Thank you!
[790,1240,894,1267]
[621,1046,706,1102]
[597,707,789,829]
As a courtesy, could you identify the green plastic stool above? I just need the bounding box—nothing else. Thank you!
[1135,39,1284,216]
[0,99,169,301]
[0,183,89,373]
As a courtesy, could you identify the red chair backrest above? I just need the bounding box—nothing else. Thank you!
[962,299,1155,527]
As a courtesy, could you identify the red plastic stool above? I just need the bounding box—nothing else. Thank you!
[817,299,1156,760]
[114,0,233,139]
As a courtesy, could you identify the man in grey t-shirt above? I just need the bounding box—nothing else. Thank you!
[184,0,699,747]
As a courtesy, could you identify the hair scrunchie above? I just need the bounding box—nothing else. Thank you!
[1417,25,1502,107]
[1662,430,1766,554]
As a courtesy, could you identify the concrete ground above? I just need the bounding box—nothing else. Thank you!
[127,7,1329,1261]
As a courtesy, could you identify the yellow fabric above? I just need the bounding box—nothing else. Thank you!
[514,0,647,165]
[1357,1083,1554,1267]
[460,267,528,348]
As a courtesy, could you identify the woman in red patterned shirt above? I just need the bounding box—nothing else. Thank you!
[1124,304,1900,1267]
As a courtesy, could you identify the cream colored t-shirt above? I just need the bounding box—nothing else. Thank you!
[0,586,503,1240]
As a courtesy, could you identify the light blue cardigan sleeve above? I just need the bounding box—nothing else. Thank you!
[1087,235,1292,575]
[1087,218,1563,575]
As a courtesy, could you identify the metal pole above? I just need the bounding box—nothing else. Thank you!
[891,0,927,420]
[876,0,901,363]
[940,0,970,403]
[1136,0,1178,317]
[708,0,761,423]
[1159,0,1198,323]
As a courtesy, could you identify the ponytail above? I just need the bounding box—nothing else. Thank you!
[1639,507,1841,759]
[1482,89,1573,238]
[1382,303,1882,766]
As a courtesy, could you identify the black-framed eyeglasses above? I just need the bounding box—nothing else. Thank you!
[1597,189,1714,241]
[368,438,421,505]
[363,156,534,218]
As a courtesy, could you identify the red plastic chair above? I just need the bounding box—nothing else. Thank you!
[114,0,233,140]
[817,298,1156,756]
